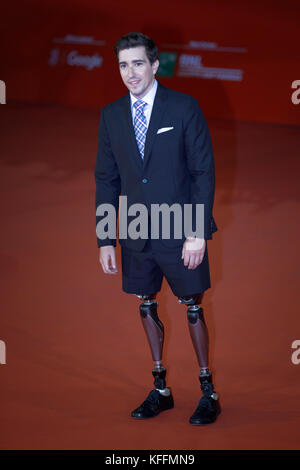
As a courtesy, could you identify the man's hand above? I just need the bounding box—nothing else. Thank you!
[181,237,206,270]
[99,246,118,274]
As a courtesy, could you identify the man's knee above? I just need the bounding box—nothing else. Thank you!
[135,293,157,303]
[136,293,158,317]
[136,293,163,331]
[177,293,203,307]
[177,293,205,325]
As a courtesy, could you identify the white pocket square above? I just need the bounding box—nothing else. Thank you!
[157,126,174,134]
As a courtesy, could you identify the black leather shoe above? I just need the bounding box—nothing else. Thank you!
[131,388,174,419]
[189,393,221,425]
[189,375,221,425]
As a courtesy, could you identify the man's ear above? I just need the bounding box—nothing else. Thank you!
[153,59,159,75]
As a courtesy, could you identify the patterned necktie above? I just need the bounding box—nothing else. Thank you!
[133,99,147,160]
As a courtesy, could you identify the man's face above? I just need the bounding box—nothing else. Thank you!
[118,46,159,99]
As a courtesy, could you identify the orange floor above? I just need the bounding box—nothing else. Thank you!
[0,103,299,450]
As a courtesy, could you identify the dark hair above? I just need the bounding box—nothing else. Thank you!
[114,32,159,65]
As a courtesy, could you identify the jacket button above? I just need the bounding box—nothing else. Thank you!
[142,178,148,183]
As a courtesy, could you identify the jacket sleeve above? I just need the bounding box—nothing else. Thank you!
[183,97,218,240]
[94,107,121,248]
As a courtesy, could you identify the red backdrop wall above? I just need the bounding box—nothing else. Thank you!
[1,0,299,125]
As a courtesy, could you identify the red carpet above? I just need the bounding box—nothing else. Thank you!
[0,103,299,449]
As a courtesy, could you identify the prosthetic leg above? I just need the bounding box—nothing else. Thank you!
[131,293,174,419]
[178,294,221,425]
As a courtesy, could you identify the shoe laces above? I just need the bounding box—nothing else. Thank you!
[197,394,215,412]
[141,389,160,409]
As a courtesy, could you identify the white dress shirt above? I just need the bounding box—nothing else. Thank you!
[130,79,158,128]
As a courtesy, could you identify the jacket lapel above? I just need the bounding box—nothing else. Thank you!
[121,93,143,170]
[143,82,168,168]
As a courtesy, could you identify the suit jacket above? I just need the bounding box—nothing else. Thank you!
[94,81,218,251]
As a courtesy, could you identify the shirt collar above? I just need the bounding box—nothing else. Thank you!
[130,79,158,109]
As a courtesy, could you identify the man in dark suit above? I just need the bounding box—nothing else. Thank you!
[95,32,220,425]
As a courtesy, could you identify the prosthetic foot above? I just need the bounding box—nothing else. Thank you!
[131,365,174,419]
[189,369,221,425]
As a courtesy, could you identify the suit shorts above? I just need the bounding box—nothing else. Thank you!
[121,238,211,297]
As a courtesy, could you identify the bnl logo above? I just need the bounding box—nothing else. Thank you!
[0,340,6,364]
[0,80,6,104]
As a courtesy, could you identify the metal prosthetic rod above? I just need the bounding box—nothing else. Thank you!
[152,363,170,396]
[152,365,166,390]
[199,368,218,399]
